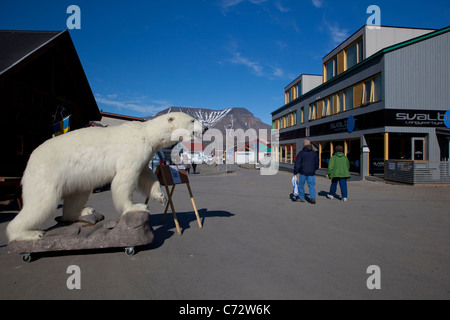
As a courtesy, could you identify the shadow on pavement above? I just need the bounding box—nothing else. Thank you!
[147,208,234,250]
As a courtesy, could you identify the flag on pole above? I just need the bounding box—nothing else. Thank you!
[52,115,71,136]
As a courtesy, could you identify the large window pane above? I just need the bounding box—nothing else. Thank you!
[374,76,382,102]
[338,92,344,112]
[363,80,372,104]
[326,58,335,81]
[358,39,363,63]
[346,43,358,69]
[345,87,353,110]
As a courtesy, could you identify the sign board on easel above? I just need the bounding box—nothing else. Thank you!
[146,165,202,236]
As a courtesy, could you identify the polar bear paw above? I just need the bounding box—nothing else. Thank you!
[81,207,96,216]
[125,203,149,214]
[10,230,45,242]
[151,184,167,206]
[153,191,167,206]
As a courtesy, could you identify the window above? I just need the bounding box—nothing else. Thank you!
[279,144,297,164]
[300,107,304,124]
[345,38,364,70]
[374,75,382,102]
[362,74,382,105]
[346,43,358,69]
[309,103,317,120]
[357,39,363,64]
[324,98,332,117]
[285,90,291,104]
[325,57,337,81]
[344,87,353,110]
[272,119,279,130]
[338,92,345,112]
[285,83,301,105]
[363,80,372,104]
[274,111,297,129]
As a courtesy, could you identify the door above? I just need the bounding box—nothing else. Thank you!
[412,138,426,160]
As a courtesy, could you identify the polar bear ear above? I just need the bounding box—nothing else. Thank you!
[168,117,175,123]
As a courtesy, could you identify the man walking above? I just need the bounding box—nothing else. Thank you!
[293,140,319,204]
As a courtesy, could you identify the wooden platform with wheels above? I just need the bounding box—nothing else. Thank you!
[8,210,154,263]
[147,165,202,236]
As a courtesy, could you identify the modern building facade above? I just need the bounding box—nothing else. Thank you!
[272,25,450,181]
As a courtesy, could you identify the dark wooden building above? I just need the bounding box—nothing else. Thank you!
[0,30,101,177]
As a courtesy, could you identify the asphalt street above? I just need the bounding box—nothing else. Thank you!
[1,165,449,300]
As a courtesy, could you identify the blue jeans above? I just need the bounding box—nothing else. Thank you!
[298,174,316,200]
[330,178,348,199]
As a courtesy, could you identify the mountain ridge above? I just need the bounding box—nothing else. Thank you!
[146,106,271,132]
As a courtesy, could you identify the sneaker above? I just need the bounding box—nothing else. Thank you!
[327,194,334,200]
[342,198,348,202]
[311,198,316,204]
[298,198,305,203]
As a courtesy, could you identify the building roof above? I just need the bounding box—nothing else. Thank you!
[0,30,63,76]
[0,30,102,176]
[100,111,144,122]
[0,29,101,121]
[272,25,450,116]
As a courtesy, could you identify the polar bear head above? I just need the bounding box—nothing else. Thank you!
[146,112,207,148]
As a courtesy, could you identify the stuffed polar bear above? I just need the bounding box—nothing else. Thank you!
[6,112,207,242]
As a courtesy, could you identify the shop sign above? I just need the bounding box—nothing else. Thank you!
[305,109,449,138]
[329,116,355,133]
[393,110,450,127]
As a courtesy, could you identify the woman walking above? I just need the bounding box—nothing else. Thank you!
[326,145,351,202]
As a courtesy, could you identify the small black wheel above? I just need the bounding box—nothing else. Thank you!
[125,247,135,256]
[21,253,31,263]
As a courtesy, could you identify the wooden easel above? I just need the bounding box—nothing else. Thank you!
[146,165,202,236]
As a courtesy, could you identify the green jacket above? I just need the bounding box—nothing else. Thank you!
[327,152,351,179]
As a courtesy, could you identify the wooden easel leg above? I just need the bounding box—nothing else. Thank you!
[186,183,202,229]
[162,185,176,223]
[163,185,181,236]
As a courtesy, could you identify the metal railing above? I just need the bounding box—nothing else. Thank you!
[385,160,450,184]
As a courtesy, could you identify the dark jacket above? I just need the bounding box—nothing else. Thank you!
[293,145,319,176]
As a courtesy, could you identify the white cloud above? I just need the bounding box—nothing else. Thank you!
[312,0,323,8]
[221,0,244,9]
[230,51,264,76]
[271,66,284,78]
[220,0,268,10]
[275,1,290,13]
[224,40,287,79]
[95,94,170,116]
[325,22,350,46]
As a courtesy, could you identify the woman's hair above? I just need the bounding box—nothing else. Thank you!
[335,145,344,153]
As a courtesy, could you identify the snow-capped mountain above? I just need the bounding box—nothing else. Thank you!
[146,106,272,149]
[163,107,233,128]
[148,106,270,131]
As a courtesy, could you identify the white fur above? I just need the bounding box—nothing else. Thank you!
[6,113,205,242]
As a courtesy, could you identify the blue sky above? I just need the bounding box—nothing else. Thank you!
[1,1,449,124]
